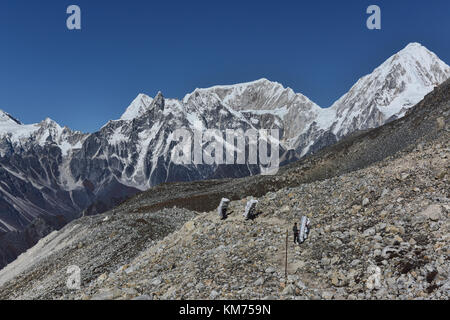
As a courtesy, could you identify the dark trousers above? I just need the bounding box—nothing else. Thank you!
[294,233,299,243]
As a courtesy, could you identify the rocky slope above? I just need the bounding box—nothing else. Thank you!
[0,77,448,300]
[73,133,447,300]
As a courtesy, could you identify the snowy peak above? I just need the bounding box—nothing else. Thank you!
[179,78,322,142]
[328,42,450,137]
[0,110,86,157]
[116,79,322,145]
[0,110,22,126]
[120,91,166,122]
[113,43,449,154]
[38,117,62,130]
[151,91,165,111]
[381,42,450,87]
[183,78,319,113]
[120,93,154,120]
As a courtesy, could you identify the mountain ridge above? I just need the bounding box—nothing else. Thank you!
[1,75,448,300]
[2,43,449,148]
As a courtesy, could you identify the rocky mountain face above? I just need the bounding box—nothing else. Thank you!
[0,115,93,268]
[0,43,449,270]
[0,76,448,300]
[0,116,88,231]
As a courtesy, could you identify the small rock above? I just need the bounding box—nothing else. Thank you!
[351,259,361,266]
[254,277,265,286]
[265,267,276,274]
[97,273,108,282]
[321,291,334,300]
[91,288,122,300]
[210,290,220,299]
[401,173,410,180]
[185,221,195,232]
[420,205,442,222]
[281,284,295,296]
[195,282,205,290]
[296,280,307,290]
[363,227,376,237]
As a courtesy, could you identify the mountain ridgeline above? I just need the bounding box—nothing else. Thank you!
[0,63,449,300]
[0,42,449,270]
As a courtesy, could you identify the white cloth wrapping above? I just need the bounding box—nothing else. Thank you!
[217,198,230,218]
[244,199,258,219]
[299,216,311,243]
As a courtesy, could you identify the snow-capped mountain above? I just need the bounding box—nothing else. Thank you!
[328,42,450,138]
[0,110,86,156]
[289,43,450,156]
[0,113,89,231]
[180,79,322,145]
[0,42,449,269]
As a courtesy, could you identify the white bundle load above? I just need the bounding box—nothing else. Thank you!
[217,198,230,219]
[243,199,258,220]
[299,216,311,243]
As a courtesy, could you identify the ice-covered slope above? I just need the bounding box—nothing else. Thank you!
[329,42,450,138]
[120,94,154,121]
[0,110,22,126]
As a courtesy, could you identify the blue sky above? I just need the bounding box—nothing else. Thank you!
[1,0,449,132]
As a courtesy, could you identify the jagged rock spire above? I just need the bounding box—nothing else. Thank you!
[151,91,165,111]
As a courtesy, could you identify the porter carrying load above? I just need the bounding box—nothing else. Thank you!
[298,216,311,244]
[217,198,230,220]
[243,199,258,220]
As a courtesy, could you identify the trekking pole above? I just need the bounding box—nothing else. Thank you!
[285,229,288,280]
